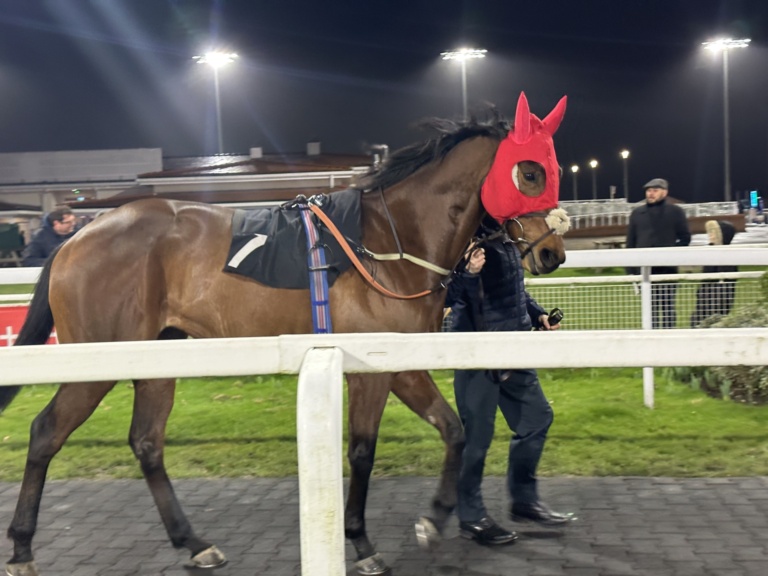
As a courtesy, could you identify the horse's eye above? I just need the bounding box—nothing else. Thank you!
[523,172,537,182]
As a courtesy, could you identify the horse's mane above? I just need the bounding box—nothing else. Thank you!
[356,109,510,191]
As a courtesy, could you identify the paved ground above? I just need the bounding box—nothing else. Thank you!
[2,476,768,575]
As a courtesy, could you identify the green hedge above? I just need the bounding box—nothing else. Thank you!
[666,271,768,404]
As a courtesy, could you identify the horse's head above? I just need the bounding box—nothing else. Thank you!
[477,92,568,274]
[481,92,566,222]
[504,207,569,275]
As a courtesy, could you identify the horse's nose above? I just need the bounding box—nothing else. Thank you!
[539,248,564,272]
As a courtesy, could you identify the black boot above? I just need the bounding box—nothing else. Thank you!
[511,501,573,527]
[459,516,518,545]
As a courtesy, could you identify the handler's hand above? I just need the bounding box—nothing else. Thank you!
[466,246,485,274]
[538,314,561,331]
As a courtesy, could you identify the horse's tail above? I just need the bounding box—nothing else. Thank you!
[0,247,59,414]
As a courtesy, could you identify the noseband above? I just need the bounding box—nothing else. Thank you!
[507,211,557,260]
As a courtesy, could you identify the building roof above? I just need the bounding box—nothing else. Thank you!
[0,200,41,212]
[65,150,374,210]
[142,152,372,178]
[71,185,350,209]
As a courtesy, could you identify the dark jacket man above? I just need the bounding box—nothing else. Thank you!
[22,209,77,266]
[625,178,691,275]
[625,178,691,329]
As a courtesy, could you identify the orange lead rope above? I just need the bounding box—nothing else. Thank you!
[308,203,443,300]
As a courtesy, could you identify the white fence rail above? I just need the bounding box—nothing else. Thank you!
[1,247,766,406]
[0,330,766,387]
[559,200,739,229]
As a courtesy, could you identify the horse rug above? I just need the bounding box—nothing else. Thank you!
[223,188,362,289]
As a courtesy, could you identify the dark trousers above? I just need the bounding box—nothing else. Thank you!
[453,368,553,522]
[652,282,678,329]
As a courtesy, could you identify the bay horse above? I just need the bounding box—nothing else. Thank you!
[0,95,568,576]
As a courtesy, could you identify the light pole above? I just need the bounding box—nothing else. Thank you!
[589,159,598,200]
[702,37,750,203]
[620,149,630,199]
[194,51,239,154]
[570,165,579,201]
[441,48,487,120]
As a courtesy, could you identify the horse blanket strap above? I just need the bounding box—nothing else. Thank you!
[361,248,451,276]
[298,203,333,334]
[308,203,445,300]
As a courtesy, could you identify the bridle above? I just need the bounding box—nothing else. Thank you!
[506,211,558,261]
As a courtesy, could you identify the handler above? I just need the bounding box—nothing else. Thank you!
[446,218,572,546]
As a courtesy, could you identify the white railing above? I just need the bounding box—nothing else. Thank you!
[2,246,767,406]
[559,200,738,216]
[561,200,740,229]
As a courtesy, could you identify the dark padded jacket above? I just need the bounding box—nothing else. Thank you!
[625,198,691,275]
[21,221,72,267]
[446,235,546,333]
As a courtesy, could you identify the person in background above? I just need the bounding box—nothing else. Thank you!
[625,178,691,329]
[445,218,571,547]
[690,220,737,327]
[21,208,77,266]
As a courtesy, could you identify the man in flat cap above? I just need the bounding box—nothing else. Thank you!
[625,178,691,329]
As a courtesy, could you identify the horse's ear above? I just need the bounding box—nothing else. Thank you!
[542,96,567,136]
[511,92,531,143]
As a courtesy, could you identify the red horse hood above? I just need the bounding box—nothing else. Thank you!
[481,92,567,222]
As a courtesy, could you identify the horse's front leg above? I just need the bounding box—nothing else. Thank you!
[129,378,225,569]
[391,370,465,548]
[345,373,393,576]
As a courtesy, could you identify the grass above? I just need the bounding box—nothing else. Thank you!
[1,369,766,482]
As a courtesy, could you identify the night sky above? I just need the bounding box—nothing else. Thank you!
[1,0,767,203]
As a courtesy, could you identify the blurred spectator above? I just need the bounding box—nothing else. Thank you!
[690,220,737,327]
[21,208,77,266]
[625,178,691,329]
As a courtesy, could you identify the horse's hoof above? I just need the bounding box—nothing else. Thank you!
[5,562,39,576]
[184,545,228,569]
[355,552,391,576]
[414,516,442,551]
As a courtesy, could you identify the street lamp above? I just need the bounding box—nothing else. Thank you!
[589,159,598,200]
[620,149,630,199]
[570,165,579,201]
[193,50,239,154]
[441,47,487,120]
[702,37,750,203]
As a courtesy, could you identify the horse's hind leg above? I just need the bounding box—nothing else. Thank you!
[7,381,117,576]
[391,371,465,548]
[345,373,393,576]
[129,378,226,569]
